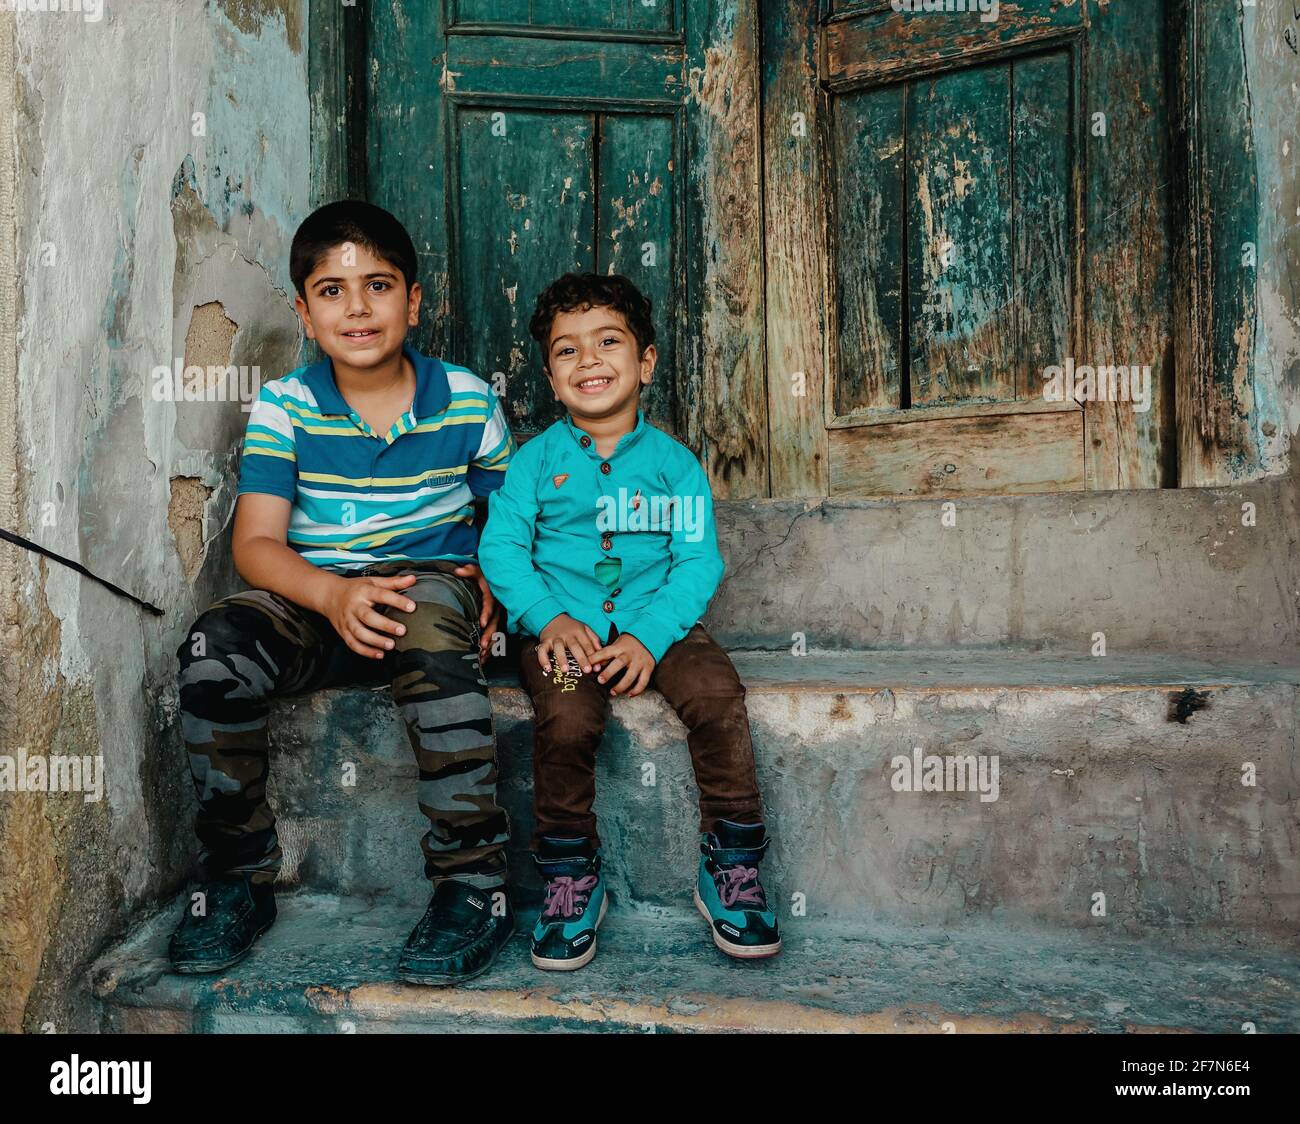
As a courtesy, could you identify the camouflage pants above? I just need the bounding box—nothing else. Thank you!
[175,560,508,890]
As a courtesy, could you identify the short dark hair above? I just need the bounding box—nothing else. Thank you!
[290,200,418,298]
[529,273,655,366]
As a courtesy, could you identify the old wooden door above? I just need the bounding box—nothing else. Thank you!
[360,1,769,498]
[764,0,1175,498]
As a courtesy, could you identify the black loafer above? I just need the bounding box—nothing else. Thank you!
[398,880,515,986]
[168,874,276,974]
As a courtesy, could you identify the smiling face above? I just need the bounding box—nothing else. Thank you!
[294,241,421,370]
[544,304,656,421]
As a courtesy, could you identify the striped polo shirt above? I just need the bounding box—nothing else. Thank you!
[236,343,513,572]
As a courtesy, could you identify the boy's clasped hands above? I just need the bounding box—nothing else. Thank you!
[536,612,654,696]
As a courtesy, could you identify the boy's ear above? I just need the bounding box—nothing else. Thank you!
[294,293,316,341]
[406,280,423,327]
[639,343,657,385]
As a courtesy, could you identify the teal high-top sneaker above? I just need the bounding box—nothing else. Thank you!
[530,836,607,971]
[695,820,781,958]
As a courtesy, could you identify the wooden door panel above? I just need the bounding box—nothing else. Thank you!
[829,44,1076,420]
[1012,49,1072,400]
[454,0,677,34]
[905,63,1015,407]
[829,405,1084,496]
[831,83,903,416]
[596,113,679,429]
[805,0,1172,495]
[825,0,1084,85]
[445,34,684,102]
[455,109,597,433]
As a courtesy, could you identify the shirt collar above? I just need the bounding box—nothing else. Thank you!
[303,343,451,420]
[564,407,648,459]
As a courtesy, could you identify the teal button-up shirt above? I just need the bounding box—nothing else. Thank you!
[479,410,725,663]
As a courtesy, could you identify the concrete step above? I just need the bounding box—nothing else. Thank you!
[90,890,1300,1034]
[708,478,1299,655]
[258,648,1300,945]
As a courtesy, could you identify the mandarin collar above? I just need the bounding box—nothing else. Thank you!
[303,343,450,419]
[564,408,648,459]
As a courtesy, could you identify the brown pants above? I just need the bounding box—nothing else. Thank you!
[519,624,764,848]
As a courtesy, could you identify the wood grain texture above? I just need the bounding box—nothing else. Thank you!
[446,34,685,104]
[1172,0,1260,486]
[1011,50,1073,401]
[763,0,830,496]
[830,82,904,417]
[830,407,1085,497]
[597,112,680,435]
[308,0,353,209]
[454,108,596,433]
[455,0,676,34]
[1082,0,1173,490]
[906,63,1015,406]
[825,0,1084,88]
[366,1,451,358]
[686,0,768,497]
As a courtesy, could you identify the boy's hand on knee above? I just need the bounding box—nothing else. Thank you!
[323,573,419,660]
[589,634,655,697]
[453,563,500,663]
[538,614,602,676]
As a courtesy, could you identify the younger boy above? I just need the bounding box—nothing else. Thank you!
[170,201,516,985]
[479,273,781,969]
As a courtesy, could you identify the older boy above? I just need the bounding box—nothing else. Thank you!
[170,201,515,984]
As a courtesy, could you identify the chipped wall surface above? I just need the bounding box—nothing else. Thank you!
[2,0,308,1032]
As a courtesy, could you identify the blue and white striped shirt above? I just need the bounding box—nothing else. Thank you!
[236,344,513,572]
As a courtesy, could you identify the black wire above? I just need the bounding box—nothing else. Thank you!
[0,528,165,616]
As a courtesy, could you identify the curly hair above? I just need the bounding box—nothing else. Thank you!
[528,273,655,367]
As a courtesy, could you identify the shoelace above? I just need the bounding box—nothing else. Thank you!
[714,865,764,909]
[542,874,598,919]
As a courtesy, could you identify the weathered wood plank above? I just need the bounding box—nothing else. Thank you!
[825,1,1084,88]
[1172,0,1260,486]
[1083,0,1173,489]
[446,33,684,105]
[829,395,1080,429]
[597,112,680,436]
[455,0,532,25]
[906,63,1015,406]
[830,82,904,416]
[308,0,352,209]
[456,0,675,33]
[366,1,450,357]
[454,108,597,433]
[686,0,768,497]
[763,0,830,496]
[1011,50,1072,400]
[829,407,1084,496]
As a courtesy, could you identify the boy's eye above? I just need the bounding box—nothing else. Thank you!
[369,280,390,293]
[321,285,340,297]
[601,337,619,346]
[557,346,575,357]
